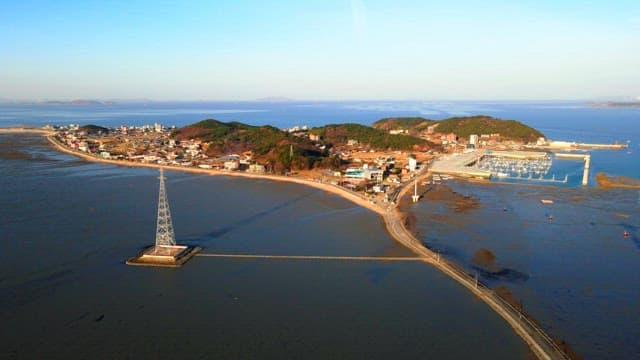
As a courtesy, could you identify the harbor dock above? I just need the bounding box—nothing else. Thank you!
[430,151,491,178]
[430,150,551,179]
[555,153,591,186]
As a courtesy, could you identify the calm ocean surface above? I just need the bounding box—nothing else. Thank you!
[1,101,639,358]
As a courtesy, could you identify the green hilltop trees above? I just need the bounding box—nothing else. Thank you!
[373,115,543,142]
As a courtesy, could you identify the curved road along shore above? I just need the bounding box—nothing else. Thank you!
[2,130,568,359]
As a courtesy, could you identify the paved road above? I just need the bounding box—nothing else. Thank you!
[382,169,567,360]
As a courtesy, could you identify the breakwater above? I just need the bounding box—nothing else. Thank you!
[542,141,628,150]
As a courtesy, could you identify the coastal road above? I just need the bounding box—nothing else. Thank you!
[383,169,568,360]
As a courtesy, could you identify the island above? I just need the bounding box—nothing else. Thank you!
[1,116,585,359]
[591,101,640,108]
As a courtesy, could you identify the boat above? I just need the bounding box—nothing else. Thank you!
[540,199,554,204]
[624,231,630,238]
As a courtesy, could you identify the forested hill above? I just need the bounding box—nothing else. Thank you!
[310,123,433,151]
[171,119,327,172]
[373,116,543,142]
[372,117,433,131]
[171,119,436,172]
[172,119,294,156]
[79,124,110,134]
[434,116,544,141]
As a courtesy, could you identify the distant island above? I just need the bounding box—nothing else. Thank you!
[42,99,116,105]
[0,99,117,105]
[255,96,296,102]
[591,101,640,108]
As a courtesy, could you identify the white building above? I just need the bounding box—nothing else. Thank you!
[249,164,266,173]
[469,134,479,146]
[389,129,408,135]
[224,160,239,170]
[408,156,417,172]
[344,167,383,183]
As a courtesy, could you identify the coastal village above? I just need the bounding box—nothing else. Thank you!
[45,120,518,194]
[49,122,425,202]
[46,118,630,202]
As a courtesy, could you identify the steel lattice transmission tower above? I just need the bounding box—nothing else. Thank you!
[155,168,176,246]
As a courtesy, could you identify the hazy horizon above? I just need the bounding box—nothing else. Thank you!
[2,1,639,101]
[1,97,637,103]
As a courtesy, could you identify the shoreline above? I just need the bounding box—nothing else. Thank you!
[44,134,385,216]
[0,127,55,135]
[3,130,568,359]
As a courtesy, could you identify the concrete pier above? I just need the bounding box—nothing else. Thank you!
[411,178,420,203]
[430,151,492,178]
[582,155,590,186]
[556,153,590,186]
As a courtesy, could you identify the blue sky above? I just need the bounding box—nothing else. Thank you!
[1,0,639,100]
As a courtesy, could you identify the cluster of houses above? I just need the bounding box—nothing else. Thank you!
[56,124,273,173]
[339,153,421,193]
[420,124,503,149]
[56,127,116,156]
[385,123,514,151]
[54,122,427,195]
